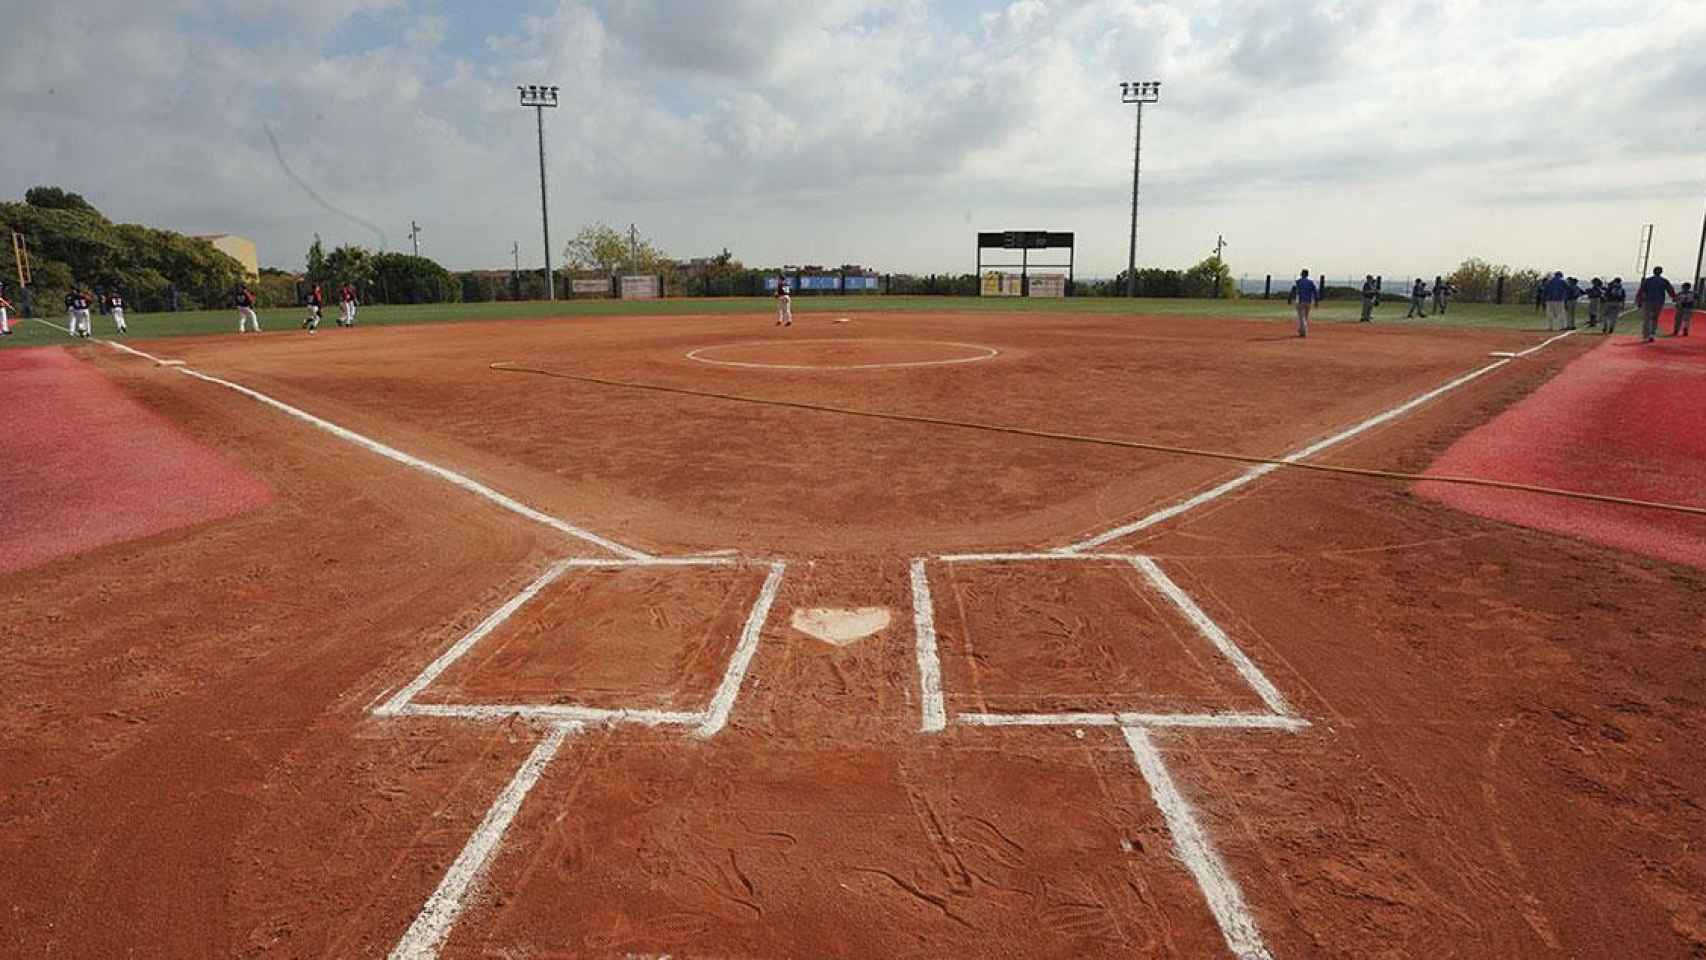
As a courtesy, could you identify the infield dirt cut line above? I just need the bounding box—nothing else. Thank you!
[411,563,774,711]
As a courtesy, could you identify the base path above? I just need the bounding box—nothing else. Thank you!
[0,347,271,573]
[1417,335,1706,568]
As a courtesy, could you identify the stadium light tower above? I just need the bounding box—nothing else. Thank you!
[517,84,560,300]
[1120,80,1161,298]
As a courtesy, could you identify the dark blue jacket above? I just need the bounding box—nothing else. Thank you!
[1542,276,1570,301]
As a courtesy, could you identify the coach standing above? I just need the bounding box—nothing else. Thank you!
[1542,271,1570,332]
[1291,269,1319,338]
[1360,274,1379,322]
[1635,266,1675,343]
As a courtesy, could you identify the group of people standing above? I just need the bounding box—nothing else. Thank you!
[228,282,360,334]
[59,286,127,338]
[1538,268,1694,341]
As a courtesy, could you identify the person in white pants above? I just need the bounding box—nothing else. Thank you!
[235,286,261,332]
[106,291,128,334]
[338,284,357,327]
[0,293,13,335]
[774,276,792,327]
[69,288,93,338]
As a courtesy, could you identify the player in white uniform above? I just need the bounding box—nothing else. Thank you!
[337,284,358,327]
[774,274,792,327]
[106,291,128,334]
[235,286,261,333]
[0,290,13,335]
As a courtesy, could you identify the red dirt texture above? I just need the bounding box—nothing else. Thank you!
[3,312,1703,960]
[0,346,271,574]
[1417,334,1706,568]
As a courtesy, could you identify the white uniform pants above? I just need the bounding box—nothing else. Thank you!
[340,301,355,325]
[238,307,260,332]
[74,309,92,336]
[0,307,9,333]
[776,294,792,325]
[111,307,126,332]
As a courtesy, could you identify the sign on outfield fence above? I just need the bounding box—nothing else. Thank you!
[1028,274,1066,298]
[981,271,1023,297]
[619,275,661,299]
[571,278,611,296]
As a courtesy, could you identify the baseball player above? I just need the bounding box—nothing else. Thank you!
[337,283,358,327]
[774,274,792,327]
[1406,278,1429,318]
[1359,274,1379,322]
[1290,269,1319,338]
[69,287,93,338]
[1601,278,1627,335]
[302,284,324,333]
[1584,278,1604,328]
[0,290,13,336]
[1673,282,1695,337]
[64,288,78,333]
[235,285,261,333]
[106,290,128,334]
[1635,266,1675,344]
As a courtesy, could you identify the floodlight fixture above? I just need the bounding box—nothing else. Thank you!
[518,83,562,298]
[1119,79,1162,297]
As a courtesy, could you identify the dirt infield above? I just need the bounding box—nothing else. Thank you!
[3,310,1703,959]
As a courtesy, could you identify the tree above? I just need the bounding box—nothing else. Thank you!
[563,222,669,276]
[370,252,460,304]
[304,235,328,286]
[1446,257,1504,303]
[323,244,376,294]
[24,186,99,215]
[1182,255,1236,299]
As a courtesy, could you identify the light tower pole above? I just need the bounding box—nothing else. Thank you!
[517,84,560,300]
[1120,80,1161,299]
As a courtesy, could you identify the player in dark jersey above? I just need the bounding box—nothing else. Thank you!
[68,288,93,338]
[106,290,128,334]
[337,283,358,327]
[235,286,261,333]
[303,284,323,333]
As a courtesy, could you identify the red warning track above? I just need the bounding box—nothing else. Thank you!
[0,348,271,573]
[1417,335,1706,568]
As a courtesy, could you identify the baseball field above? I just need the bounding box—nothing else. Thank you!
[3,302,1704,959]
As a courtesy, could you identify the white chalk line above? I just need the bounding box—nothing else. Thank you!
[375,560,575,717]
[387,723,576,960]
[1124,726,1274,960]
[936,551,1139,564]
[695,561,786,738]
[685,339,999,371]
[1131,557,1295,719]
[1060,329,1578,554]
[174,367,653,560]
[959,712,1309,731]
[395,703,703,727]
[911,559,947,733]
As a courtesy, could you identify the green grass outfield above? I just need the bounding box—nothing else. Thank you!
[0,295,1584,350]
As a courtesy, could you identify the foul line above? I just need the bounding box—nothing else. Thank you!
[175,368,653,560]
[387,724,575,960]
[960,711,1308,731]
[910,559,947,733]
[1061,330,1579,553]
[1124,726,1274,960]
[695,561,786,738]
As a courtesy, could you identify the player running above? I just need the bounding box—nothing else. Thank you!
[106,290,129,335]
[235,285,261,333]
[0,289,13,336]
[302,284,324,333]
[337,283,358,327]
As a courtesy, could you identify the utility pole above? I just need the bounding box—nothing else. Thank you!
[408,221,422,257]
[629,223,638,273]
[1120,80,1162,298]
[1211,234,1227,298]
[512,241,520,274]
[1695,190,1706,291]
[517,84,560,300]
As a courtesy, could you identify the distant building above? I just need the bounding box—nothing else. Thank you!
[195,234,259,278]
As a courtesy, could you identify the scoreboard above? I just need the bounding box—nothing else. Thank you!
[977,231,1074,250]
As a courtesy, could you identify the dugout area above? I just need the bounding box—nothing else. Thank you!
[2,309,1704,959]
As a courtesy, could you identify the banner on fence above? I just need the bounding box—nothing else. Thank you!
[844,275,880,291]
[797,275,840,291]
[571,278,611,296]
[619,275,660,299]
[762,275,797,292]
[1028,274,1066,298]
[981,271,1022,297]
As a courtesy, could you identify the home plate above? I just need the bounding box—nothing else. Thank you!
[791,607,891,645]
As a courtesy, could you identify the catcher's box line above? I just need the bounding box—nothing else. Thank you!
[1058,329,1579,554]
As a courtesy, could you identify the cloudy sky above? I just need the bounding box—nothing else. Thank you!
[3,0,1703,280]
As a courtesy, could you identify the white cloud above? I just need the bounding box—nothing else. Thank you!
[1,0,1701,279]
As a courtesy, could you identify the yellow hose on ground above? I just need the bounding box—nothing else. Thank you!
[489,361,1706,519]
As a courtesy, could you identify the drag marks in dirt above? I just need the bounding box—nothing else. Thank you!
[910,551,1306,958]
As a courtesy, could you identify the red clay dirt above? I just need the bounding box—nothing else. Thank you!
[0,347,271,573]
[3,312,1704,959]
[1417,334,1706,568]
